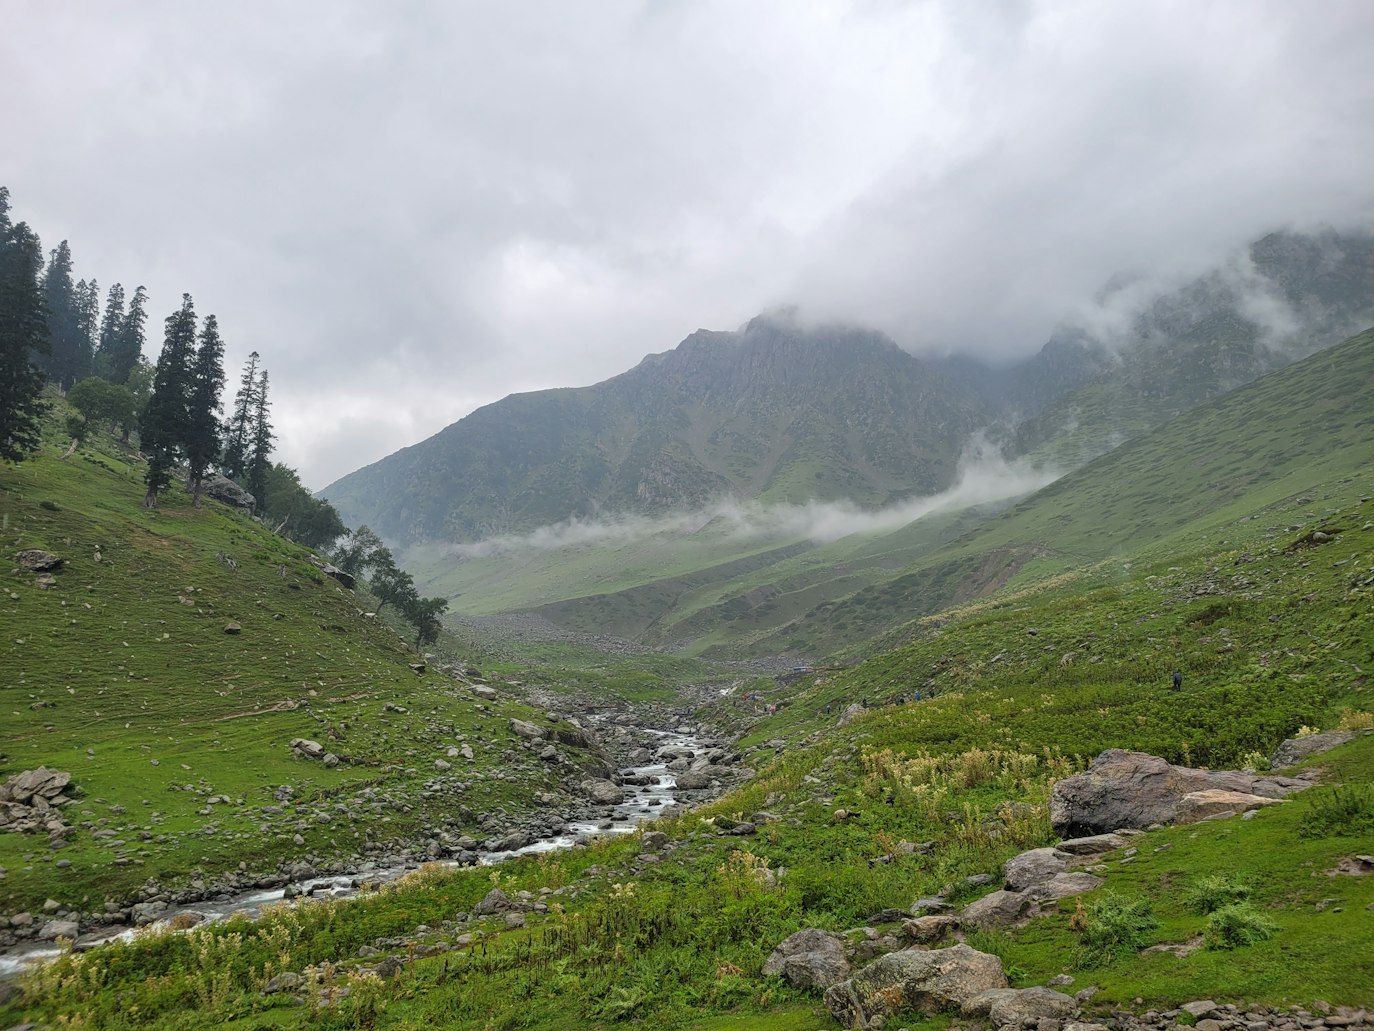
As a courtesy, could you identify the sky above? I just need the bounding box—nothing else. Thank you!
[3,1,1372,488]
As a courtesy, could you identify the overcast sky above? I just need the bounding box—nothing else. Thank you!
[4,1,1372,487]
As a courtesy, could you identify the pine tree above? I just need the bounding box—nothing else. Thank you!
[75,278,100,361]
[39,240,89,390]
[94,282,125,380]
[141,294,197,508]
[0,186,50,462]
[246,369,273,505]
[222,350,259,481]
[185,314,226,506]
[109,285,148,385]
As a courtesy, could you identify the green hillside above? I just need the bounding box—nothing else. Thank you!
[0,415,599,914]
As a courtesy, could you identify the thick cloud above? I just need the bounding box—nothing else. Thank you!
[4,1,1371,486]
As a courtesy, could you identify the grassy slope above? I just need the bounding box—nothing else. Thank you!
[9,474,1373,1030]
[0,418,584,914]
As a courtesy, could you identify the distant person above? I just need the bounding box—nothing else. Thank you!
[862,697,868,709]
[1172,669,1183,692]
[915,691,922,701]
[825,703,832,715]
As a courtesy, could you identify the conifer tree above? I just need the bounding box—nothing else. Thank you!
[75,278,100,360]
[94,282,125,379]
[0,187,50,462]
[246,369,274,504]
[109,285,148,385]
[222,350,259,481]
[39,240,89,389]
[141,294,197,508]
[185,314,226,506]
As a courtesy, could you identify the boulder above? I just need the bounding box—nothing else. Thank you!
[14,550,63,572]
[580,779,624,805]
[674,771,714,790]
[761,928,851,990]
[1050,749,1309,835]
[473,888,511,915]
[961,890,1031,928]
[131,900,169,925]
[1003,847,1070,891]
[903,914,961,943]
[0,767,71,805]
[1271,730,1357,769]
[39,918,80,941]
[510,719,545,741]
[1024,871,1105,902]
[308,556,356,589]
[290,739,326,759]
[1055,833,1127,855]
[1175,789,1286,823]
[200,474,256,512]
[640,830,668,853]
[824,944,1007,1028]
[964,985,1077,1024]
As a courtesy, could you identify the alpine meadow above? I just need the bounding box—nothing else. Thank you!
[3,5,1374,1031]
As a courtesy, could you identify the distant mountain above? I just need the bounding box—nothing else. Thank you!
[323,315,992,544]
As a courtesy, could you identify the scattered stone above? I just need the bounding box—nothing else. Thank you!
[824,944,1007,1027]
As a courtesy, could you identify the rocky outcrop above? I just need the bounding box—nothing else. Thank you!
[1270,730,1357,769]
[308,555,356,589]
[201,474,256,512]
[14,549,63,571]
[761,928,851,990]
[824,944,1008,1028]
[1050,749,1310,835]
[0,767,74,838]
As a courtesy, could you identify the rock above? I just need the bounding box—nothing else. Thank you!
[1024,872,1105,901]
[762,929,851,989]
[472,686,498,700]
[640,831,668,852]
[434,759,451,771]
[1271,730,1357,769]
[1182,1000,1220,1017]
[39,918,80,940]
[911,896,950,915]
[1050,749,1309,835]
[262,970,302,994]
[131,900,168,925]
[290,738,326,759]
[322,753,340,768]
[580,779,624,805]
[1004,848,1070,891]
[1055,833,1127,855]
[0,767,72,805]
[201,474,256,512]
[824,944,1008,1027]
[964,986,1077,1024]
[509,719,545,741]
[1175,789,1286,823]
[961,890,1031,928]
[675,771,713,790]
[904,914,961,943]
[15,550,63,572]
[473,888,511,915]
[503,912,525,928]
[223,621,242,635]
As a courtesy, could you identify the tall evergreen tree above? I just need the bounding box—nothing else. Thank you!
[246,369,273,504]
[185,314,226,506]
[0,186,50,461]
[109,285,148,385]
[141,294,197,508]
[222,350,259,481]
[75,277,100,360]
[94,282,125,379]
[39,240,89,389]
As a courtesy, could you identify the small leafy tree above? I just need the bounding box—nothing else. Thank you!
[65,377,136,452]
[405,595,449,647]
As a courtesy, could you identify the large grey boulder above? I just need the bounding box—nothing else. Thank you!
[39,918,80,941]
[200,474,256,512]
[1050,749,1309,835]
[961,890,1031,928]
[1024,871,1105,902]
[290,738,326,760]
[0,767,71,805]
[674,770,714,790]
[473,888,511,915]
[580,779,624,805]
[761,928,851,990]
[964,985,1077,1024]
[509,719,545,741]
[1271,730,1357,769]
[824,944,1007,1028]
[1174,789,1285,823]
[1055,833,1127,855]
[1003,847,1069,891]
[14,550,63,572]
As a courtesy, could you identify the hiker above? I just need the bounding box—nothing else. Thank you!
[1172,669,1183,691]
[825,703,832,715]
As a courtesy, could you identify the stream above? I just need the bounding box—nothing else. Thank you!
[0,723,697,978]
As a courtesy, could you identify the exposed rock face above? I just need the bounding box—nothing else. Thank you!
[824,944,1008,1028]
[14,549,63,571]
[761,928,851,990]
[0,767,74,836]
[201,474,256,512]
[1271,730,1358,769]
[1051,749,1310,835]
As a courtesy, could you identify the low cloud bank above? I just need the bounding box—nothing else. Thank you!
[446,441,1059,561]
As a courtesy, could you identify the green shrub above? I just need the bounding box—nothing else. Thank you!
[1296,785,1374,839]
[1204,902,1278,950]
[1185,874,1252,914]
[1075,891,1159,966]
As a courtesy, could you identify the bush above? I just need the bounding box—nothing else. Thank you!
[1204,902,1278,950]
[1075,892,1159,966]
[1296,785,1374,839]
[1185,874,1252,915]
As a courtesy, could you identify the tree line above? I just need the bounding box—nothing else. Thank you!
[0,186,448,648]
